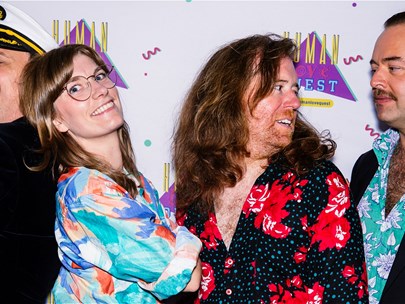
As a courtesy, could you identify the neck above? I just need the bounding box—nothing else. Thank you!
[100,137,123,170]
[0,112,23,123]
[76,133,123,170]
[398,133,405,151]
[243,157,268,182]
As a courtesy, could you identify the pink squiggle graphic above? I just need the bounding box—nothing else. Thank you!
[142,47,161,60]
[343,55,363,65]
[365,124,380,139]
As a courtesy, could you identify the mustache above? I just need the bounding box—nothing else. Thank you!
[373,88,397,101]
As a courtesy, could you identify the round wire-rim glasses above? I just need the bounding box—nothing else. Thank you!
[62,65,117,101]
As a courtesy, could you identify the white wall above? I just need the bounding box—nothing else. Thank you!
[8,0,405,208]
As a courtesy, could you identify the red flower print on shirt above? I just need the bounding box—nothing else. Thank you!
[302,172,351,251]
[342,262,368,299]
[243,172,307,239]
[310,216,351,250]
[200,213,222,250]
[268,275,324,304]
[198,262,215,301]
[188,225,197,235]
[176,212,186,226]
[293,282,324,304]
[243,183,271,217]
[293,246,308,264]
[324,172,351,218]
[359,262,368,298]
[224,256,234,274]
[268,282,294,303]
[251,260,258,285]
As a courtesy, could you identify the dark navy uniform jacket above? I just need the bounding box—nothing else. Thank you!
[0,117,60,303]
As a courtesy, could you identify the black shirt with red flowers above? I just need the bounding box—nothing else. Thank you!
[178,160,368,304]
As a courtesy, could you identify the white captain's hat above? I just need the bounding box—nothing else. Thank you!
[0,2,58,55]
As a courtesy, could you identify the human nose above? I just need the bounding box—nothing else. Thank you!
[90,78,108,98]
[285,91,301,109]
[370,67,387,90]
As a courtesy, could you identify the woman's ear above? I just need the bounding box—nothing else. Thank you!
[52,118,69,133]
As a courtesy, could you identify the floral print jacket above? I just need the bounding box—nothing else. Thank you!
[52,167,201,303]
[179,160,368,303]
[357,128,405,304]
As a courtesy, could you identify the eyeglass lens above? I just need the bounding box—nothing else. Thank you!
[66,65,117,101]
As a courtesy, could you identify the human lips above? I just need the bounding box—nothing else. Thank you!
[373,89,397,104]
[91,101,114,116]
[374,94,392,103]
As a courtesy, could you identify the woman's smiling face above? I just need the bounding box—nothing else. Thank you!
[52,53,124,151]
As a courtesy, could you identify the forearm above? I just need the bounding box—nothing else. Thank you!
[183,258,201,292]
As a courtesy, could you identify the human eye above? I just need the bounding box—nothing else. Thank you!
[293,86,300,96]
[388,65,403,73]
[95,70,108,82]
[67,81,84,96]
[274,84,282,92]
[370,63,378,74]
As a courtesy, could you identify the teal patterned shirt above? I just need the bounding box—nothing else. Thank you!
[357,128,405,304]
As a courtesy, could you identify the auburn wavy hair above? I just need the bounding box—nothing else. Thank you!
[172,34,336,215]
[20,44,140,197]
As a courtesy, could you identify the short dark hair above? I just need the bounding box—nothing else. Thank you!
[384,11,405,28]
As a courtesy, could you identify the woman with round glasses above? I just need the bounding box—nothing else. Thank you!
[19,44,202,303]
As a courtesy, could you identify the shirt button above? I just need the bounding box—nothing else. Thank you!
[226,288,232,295]
[225,257,234,267]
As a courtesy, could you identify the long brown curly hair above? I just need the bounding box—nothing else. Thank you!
[172,33,336,215]
[20,44,140,197]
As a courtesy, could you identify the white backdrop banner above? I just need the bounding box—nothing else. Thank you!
[8,0,405,211]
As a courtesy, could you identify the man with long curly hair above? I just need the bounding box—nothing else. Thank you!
[173,33,368,303]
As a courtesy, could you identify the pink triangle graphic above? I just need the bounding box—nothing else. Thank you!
[59,19,128,89]
[294,31,356,101]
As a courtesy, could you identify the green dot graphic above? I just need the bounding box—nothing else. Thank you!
[144,139,152,147]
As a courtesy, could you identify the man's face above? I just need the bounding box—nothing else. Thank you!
[245,56,301,160]
[370,24,405,132]
[0,48,30,123]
